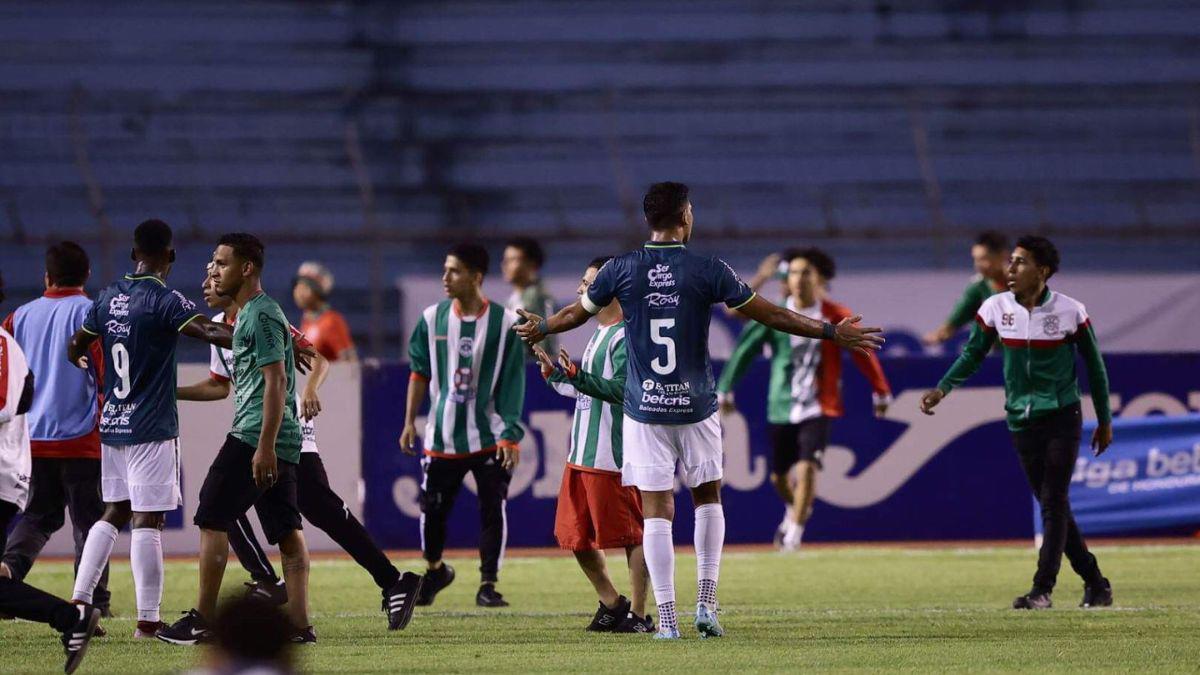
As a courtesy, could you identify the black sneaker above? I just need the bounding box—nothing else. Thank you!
[416,563,455,607]
[1081,578,1113,608]
[155,609,213,645]
[291,625,317,644]
[1012,590,1053,610]
[382,572,423,630]
[243,578,288,606]
[586,596,630,632]
[62,604,101,674]
[475,583,509,608]
[614,610,655,634]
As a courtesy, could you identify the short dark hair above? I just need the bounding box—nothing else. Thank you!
[975,230,1008,254]
[133,219,173,257]
[217,233,265,270]
[587,256,613,271]
[505,237,545,269]
[780,247,805,264]
[643,182,690,230]
[449,242,489,276]
[796,247,836,281]
[211,596,293,666]
[45,241,90,287]
[1014,235,1060,278]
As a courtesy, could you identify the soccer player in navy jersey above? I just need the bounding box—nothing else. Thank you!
[515,182,884,639]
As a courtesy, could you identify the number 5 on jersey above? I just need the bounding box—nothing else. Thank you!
[650,318,676,375]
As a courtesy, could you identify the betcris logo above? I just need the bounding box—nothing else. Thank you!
[645,292,680,308]
[647,264,675,289]
[639,378,692,407]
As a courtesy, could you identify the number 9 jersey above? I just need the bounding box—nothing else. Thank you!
[82,274,202,445]
[580,242,755,425]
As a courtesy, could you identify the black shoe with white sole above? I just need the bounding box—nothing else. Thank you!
[383,572,423,630]
[1012,590,1053,610]
[1081,578,1113,608]
[291,625,317,644]
[155,609,213,645]
[62,604,101,674]
[475,583,509,608]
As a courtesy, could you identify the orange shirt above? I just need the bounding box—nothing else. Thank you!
[300,308,355,361]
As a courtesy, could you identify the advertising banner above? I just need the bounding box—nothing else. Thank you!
[362,353,1200,548]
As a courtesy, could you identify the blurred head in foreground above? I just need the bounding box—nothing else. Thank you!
[189,597,294,675]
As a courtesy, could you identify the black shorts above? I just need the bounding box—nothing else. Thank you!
[193,434,301,545]
[770,417,831,472]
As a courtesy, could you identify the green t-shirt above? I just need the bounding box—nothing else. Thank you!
[230,293,302,463]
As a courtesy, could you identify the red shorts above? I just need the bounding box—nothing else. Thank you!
[554,466,644,552]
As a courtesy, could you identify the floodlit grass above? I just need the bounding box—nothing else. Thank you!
[3,544,1199,673]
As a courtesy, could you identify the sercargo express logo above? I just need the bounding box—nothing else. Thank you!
[645,292,680,308]
[109,293,131,318]
[647,264,675,289]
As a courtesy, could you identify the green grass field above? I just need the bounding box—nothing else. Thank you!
[3,544,1199,673]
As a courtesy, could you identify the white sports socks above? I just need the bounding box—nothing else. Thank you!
[130,528,164,622]
[694,503,725,610]
[72,521,118,604]
[643,517,677,632]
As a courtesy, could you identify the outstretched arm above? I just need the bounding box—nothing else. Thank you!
[716,320,770,410]
[736,295,884,354]
[512,300,592,345]
[177,376,231,402]
[920,317,997,415]
[180,316,234,350]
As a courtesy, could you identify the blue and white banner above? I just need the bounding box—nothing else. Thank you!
[1055,415,1200,535]
[362,353,1200,547]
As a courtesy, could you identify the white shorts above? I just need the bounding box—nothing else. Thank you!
[101,439,183,512]
[621,413,724,492]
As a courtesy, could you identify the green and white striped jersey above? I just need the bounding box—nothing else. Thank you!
[409,299,526,457]
[546,322,626,474]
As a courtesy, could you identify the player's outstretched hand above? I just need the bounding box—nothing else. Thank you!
[497,444,520,471]
[1092,422,1113,457]
[252,448,278,488]
[556,347,578,379]
[399,424,419,456]
[833,315,885,355]
[532,345,556,379]
[920,388,945,415]
[294,343,317,374]
[512,308,547,345]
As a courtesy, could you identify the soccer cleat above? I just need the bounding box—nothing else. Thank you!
[653,627,681,640]
[416,563,455,607]
[133,620,166,639]
[243,578,288,606]
[382,571,423,630]
[69,600,105,638]
[62,603,101,674]
[155,609,213,645]
[586,595,630,632]
[694,603,725,638]
[614,611,655,634]
[476,583,509,608]
[1012,591,1053,610]
[1080,578,1113,608]
[291,625,317,644]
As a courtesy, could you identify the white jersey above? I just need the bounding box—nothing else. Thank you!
[209,311,318,454]
[0,326,32,510]
[547,323,625,474]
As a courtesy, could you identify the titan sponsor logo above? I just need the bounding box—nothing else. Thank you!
[639,378,692,407]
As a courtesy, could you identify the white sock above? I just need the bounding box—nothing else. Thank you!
[643,517,676,631]
[72,521,118,603]
[130,528,164,622]
[694,503,725,610]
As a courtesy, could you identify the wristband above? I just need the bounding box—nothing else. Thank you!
[822,322,836,340]
[537,319,550,336]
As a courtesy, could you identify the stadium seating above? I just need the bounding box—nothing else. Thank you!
[1,0,1197,357]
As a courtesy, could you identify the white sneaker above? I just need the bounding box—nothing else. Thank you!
[781,522,804,552]
[773,507,794,549]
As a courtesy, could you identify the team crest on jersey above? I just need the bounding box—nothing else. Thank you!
[457,336,475,358]
[576,396,592,412]
[451,366,476,403]
[1042,315,1061,336]
[109,293,130,318]
[647,264,675,289]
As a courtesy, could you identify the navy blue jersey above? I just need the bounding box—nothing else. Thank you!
[82,274,202,444]
[582,242,754,424]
